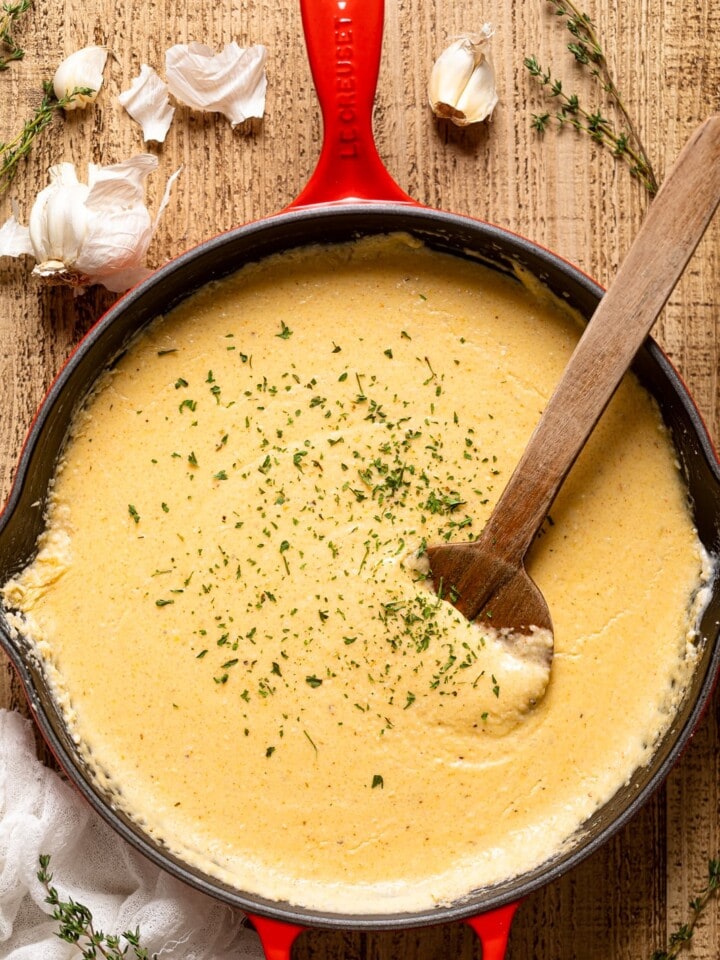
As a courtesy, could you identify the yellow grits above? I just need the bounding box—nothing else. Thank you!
[2,235,708,913]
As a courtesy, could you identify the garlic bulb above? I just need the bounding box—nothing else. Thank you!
[0,156,181,293]
[53,45,108,109]
[29,164,91,273]
[165,41,267,126]
[119,65,175,143]
[428,27,498,126]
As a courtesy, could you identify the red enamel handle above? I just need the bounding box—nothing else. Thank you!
[288,0,416,207]
[247,903,519,959]
[247,915,306,960]
[465,903,520,959]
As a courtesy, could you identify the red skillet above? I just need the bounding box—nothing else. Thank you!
[1,0,719,957]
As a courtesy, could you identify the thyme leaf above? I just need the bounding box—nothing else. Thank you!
[0,0,31,71]
[37,854,158,959]
[1,81,95,195]
[651,859,720,960]
[525,0,658,195]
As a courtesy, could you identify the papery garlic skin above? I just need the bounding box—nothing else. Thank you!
[429,27,498,126]
[0,155,180,293]
[165,41,267,126]
[53,46,108,109]
[73,156,157,290]
[119,65,175,143]
[0,214,34,258]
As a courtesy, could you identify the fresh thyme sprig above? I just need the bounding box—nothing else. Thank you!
[525,0,659,195]
[651,859,720,960]
[0,81,93,196]
[0,0,31,71]
[37,855,158,960]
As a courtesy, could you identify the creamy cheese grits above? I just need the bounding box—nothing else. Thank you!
[2,235,709,913]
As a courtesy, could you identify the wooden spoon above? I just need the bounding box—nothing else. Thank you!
[426,115,720,674]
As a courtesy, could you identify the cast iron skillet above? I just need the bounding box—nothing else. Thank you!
[2,1,720,957]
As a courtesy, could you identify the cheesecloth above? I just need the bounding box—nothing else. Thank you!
[0,708,265,959]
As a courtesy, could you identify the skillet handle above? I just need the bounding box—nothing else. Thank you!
[288,0,415,207]
[247,903,520,959]
[246,913,306,959]
[464,902,520,959]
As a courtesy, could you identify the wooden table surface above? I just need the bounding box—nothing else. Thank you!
[1,1,718,957]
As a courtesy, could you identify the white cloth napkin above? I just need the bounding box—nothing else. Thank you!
[0,708,265,959]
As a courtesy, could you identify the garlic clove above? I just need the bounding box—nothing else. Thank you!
[165,41,267,126]
[428,27,498,126]
[118,64,175,143]
[429,39,480,119]
[53,45,108,109]
[454,54,498,125]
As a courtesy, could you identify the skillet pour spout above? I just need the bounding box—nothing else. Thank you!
[1,0,720,958]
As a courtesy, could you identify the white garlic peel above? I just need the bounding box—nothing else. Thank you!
[0,156,181,293]
[428,27,498,126]
[0,214,34,258]
[119,65,175,143]
[53,45,108,109]
[165,41,267,126]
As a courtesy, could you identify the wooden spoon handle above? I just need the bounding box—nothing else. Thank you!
[483,115,720,563]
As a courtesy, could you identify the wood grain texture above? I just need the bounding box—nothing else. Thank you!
[1,1,718,958]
